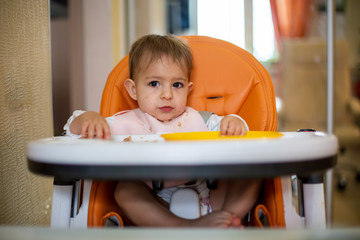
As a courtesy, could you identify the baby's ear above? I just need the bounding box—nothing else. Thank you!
[187,82,193,94]
[124,79,137,100]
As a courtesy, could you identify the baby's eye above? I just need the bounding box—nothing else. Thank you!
[149,81,160,87]
[173,82,184,88]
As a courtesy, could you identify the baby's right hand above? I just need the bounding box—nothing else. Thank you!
[70,111,111,140]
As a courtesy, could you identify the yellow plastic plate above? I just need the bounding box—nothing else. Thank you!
[161,131,283,141]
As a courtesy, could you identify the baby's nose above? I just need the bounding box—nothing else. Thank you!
[161,86,173,99]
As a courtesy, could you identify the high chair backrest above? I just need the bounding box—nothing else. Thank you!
[100,35,277,131]
[88,36,283,227]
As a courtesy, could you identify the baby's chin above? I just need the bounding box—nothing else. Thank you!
[156,116,173,123]
[154,113,178,123]
[152,109,185,122]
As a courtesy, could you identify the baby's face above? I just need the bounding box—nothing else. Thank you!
[133,55,192,122]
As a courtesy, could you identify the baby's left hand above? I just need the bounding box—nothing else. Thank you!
[220,116,247,136]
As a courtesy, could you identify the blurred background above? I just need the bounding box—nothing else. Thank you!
[0,0,358,227]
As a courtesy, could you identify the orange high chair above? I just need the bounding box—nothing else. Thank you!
[70,36,286,228]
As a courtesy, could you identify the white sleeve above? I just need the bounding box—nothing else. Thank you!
[206,113,249,132]
[63,110,115,138]
[63,110,85,138]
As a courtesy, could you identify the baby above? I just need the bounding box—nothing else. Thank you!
[65,34,261,228]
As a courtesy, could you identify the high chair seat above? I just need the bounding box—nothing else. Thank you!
[88,35,284,228]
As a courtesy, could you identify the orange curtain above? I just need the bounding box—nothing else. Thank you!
[270,0,312,49]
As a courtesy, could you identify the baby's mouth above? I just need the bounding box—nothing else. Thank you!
[159,106,173,112]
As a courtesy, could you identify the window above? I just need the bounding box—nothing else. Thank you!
[253,0,277,62]
[197,0,277,62]
[197,0,245,49]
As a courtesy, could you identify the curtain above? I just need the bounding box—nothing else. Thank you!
[270,0,312,49]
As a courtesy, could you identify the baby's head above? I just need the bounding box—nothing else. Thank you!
[124,34,194,122]
[129,34,193,81]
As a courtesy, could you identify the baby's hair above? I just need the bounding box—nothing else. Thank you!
[129,34,193,80]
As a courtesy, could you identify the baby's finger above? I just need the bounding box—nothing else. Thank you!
[103,124,111,140]
[95,123,104,139]
[87,123,96,139]
[233,123,244,136]
[220,121,229,135]
[226,121,237,136]
[81,122,89,138]
[240,124,247,136]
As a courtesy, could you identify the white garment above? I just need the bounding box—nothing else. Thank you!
[158,180,212,216]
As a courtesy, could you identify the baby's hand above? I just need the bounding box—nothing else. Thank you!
[70,111,111,140]
[220,116,247,136]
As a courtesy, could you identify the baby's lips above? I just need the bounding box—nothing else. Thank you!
[159,106,173,112]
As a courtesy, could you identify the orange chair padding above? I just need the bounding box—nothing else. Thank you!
[88,181,133,227]
[88,36,284,227]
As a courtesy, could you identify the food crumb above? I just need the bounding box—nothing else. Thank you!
[122,136,132,142]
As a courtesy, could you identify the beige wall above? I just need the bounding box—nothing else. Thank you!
[345,0,360,69]
[280,39,351,132]
[0,0,53,225]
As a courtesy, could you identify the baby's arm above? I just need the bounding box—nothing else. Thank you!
[70,111,111,139]
[220,115,248,136]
